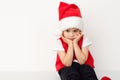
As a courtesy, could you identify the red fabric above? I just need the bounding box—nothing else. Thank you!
[55,37,95,71]
[101,76,111,80]
[59,2,82,20]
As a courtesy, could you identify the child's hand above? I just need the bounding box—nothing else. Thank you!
[73,33,84,44]
[62,36,73,45]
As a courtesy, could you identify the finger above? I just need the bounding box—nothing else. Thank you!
[61,36,67,42]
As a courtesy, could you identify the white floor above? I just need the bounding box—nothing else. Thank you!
[0,70,119,80]
[0,71,60,80]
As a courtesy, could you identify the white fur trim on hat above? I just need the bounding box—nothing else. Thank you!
[59,16,83,32]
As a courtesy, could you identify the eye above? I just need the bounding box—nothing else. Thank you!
[73,29,79,32]
[65,29,70,32]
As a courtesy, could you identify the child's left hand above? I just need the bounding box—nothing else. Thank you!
[73,33,84,44]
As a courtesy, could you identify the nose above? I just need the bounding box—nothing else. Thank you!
[69,32,74,37]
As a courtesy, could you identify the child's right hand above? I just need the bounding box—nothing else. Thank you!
[73,32,84,44]
[62,36,73,45]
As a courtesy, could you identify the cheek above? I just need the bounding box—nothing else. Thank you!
[76,33,80,36]
[62,33,68,38]
[74,34,78,38]
[62,32,67,37]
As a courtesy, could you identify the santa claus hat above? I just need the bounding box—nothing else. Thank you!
[57,2,83,36]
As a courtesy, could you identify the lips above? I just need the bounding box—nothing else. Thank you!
[68,38,74,40]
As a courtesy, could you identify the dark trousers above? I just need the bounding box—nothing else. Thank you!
[58,62,98,80]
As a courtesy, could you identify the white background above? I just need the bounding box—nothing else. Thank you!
[0,0,120,79]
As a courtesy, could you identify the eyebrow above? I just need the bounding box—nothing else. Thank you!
[74,29,81,32]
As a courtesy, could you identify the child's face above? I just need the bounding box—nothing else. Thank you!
[62,28,81,40]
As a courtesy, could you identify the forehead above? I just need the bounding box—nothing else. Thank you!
[66,28,81,31]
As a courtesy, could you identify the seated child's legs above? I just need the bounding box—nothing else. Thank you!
[58,66,83,80]
[78,64,98,80]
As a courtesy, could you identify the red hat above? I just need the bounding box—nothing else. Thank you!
[57,2,83,36]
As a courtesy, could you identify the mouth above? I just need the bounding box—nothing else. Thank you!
[68,38,74,40]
